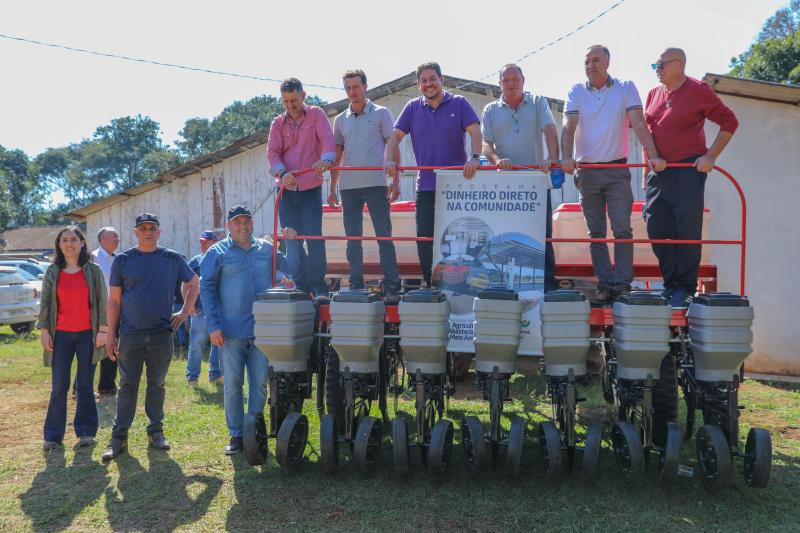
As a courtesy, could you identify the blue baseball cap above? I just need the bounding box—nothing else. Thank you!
[198,230,217,241]
[227,205,253,221]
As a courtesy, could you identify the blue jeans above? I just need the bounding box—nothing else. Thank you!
[186,314,222,382]
[44,330,97,442]
[341,186,400,290]
[220,338,268,437]
[278,186,327,295]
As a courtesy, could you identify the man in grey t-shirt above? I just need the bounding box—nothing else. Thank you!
[329,69,400,294]
[482,63,560,292]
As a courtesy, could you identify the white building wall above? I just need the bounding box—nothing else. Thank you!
[704,94,800,376]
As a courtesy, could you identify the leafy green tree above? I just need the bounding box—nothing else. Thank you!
[176,94,326,159]
[32,115,180,207]
[730,0,800,84]
[0,146,39,229]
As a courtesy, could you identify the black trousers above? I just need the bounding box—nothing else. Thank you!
[415,190,435,286]
[644,158,706,293]
[98,357,118,392]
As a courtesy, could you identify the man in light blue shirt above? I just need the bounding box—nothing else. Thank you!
[200,205,289,455]
[482,63,560,291]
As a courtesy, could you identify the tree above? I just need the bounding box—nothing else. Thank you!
[176,94,326,159]
[0,146,38,229]
[730,1,800,84]
[32,115,180,208]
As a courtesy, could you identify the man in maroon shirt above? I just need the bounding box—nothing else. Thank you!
[643,48,738,307]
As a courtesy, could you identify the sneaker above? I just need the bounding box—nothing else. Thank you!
[590,286,616,305]
[148,432,170,451]
[77,436,96,447]
[224,436,243,455]
[101,438,128,462]
[614,285,632,299]
[98,388,117,397]
[187,379,198,388]
[660,287,675,299]
[43,440,61,451]
[210,376,224,386]
[668,290,690,308]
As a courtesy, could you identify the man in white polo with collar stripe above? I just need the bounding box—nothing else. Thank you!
[560,44,665,304]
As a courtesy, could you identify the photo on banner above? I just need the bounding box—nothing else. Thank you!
[433,170,550,355]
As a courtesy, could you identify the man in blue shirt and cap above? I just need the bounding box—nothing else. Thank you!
[185,230,223,387]
[200,205,293,455]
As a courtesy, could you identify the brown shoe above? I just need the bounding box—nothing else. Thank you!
[590,287,615,305]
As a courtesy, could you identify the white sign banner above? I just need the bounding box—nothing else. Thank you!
[433,170,549,356]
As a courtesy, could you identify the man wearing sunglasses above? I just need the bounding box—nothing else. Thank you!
[643,48,738,308]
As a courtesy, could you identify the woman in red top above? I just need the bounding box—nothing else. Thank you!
[37,226,108,450]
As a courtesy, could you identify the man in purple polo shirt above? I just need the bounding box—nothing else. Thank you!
[267,77,336,296]
[384,61,482,286]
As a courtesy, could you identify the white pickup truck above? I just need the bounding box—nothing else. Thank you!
[0,266,40,334]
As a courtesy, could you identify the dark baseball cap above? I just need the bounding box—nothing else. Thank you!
[227,205,253,221]
[135,213,159,227]
[198,230,217,241]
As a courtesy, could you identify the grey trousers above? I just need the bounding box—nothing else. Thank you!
[111,330,173,439]
[574,167,634,289]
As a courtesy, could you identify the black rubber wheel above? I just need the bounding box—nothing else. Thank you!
[10,321,34,335]
[538,421,563,479]
[581,423,603,479]
[392,418,410,477]
[460,416,488,477]
[611,421,645,483]
[743,427,772,488]
[275,412,308,472]
[427,419,454,476]
[695,424,732,489]
[653,352,679,448]
[353,416,383,475]
[504,416,525,477]
[325,350,345,432]
[320,414,338,474]
[659,422,683,483]
[702,408,733,445]
[242,412,269,466]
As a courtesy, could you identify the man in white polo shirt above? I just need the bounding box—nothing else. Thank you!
[561,45,665,304]
[329,69,401,295]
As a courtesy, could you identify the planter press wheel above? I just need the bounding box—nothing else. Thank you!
[504,415,525,477]
[419,400,438,465]
[580,422,603,479]
[695,425,731,489]
[353,416,383,475]
[658,422,683,483]
[242,412,269,466]
[320,414,339,474]
[460,416,488,478]
[539,421,563,479]
[275,412,308,472]
[325,350,345,432]
[743,427,772,488]
[392,417,410,477]
[611,421,645,483]
[426,419,454,476]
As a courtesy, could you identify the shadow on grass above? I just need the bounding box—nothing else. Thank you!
[758,379,800,393]
[193,384,224,405]
[103,448,221,531]
[19,445,110,533]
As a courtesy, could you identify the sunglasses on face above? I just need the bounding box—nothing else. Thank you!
[652,59,680,70]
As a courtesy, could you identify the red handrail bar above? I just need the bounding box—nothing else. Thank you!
[271,163,747,295]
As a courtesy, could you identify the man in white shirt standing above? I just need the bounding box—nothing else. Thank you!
[561,45,665,304]
[91,227,120,395]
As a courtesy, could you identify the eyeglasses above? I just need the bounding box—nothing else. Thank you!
[652,59,680,70]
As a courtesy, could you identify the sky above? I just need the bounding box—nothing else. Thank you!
[0,0,787,158]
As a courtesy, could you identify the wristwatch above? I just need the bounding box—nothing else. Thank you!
[471,153,481,160]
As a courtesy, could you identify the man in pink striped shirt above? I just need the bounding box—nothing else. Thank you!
[267,78,336,296]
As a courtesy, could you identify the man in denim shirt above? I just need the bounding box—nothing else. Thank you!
[200,205,290,455]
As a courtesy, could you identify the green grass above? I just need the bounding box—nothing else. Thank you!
[1,326,799,532]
